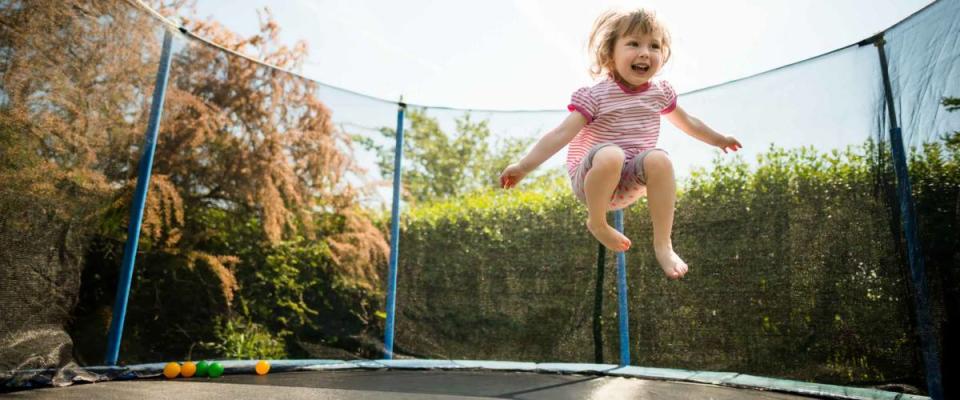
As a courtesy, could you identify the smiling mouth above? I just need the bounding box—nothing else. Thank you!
[631,63,650,73]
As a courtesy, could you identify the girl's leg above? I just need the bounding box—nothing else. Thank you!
[583,146,632,252]
[643,151,688,279]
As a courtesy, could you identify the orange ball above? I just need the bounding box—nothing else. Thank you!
[254,360,270,375]
[180,361,197,378]
[162,362,181,379]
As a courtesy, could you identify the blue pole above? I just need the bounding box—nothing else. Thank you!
[873,36,943,399]
[383,101,406,359]
[104,30,174,366]
[614,209,630,366]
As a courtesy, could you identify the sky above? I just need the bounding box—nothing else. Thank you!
[176,0,936,111]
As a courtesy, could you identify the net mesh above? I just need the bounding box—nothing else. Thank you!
[1,0,957,396]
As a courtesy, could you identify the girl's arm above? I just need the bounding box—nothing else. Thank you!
[500,112,587,188]
[664,106,741,153]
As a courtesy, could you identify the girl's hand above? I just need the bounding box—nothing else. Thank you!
[499,163,528,189]
[717,136,742,154]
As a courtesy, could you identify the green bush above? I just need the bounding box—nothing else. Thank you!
[70,205,384,363]
[201,317,286,360]
[387,138,959,387]
[234,235,383,358]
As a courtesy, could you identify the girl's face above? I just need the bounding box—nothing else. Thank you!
[612,32,664,88]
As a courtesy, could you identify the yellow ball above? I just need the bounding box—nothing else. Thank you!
[180,361,197,378]
[162,362,181,379]
[254,360,270,375]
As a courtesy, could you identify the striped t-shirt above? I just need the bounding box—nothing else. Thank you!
[565,78,678,176]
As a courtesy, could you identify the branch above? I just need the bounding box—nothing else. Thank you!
[944,97,960,112]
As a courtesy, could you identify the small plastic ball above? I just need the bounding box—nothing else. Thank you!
[208,362,224,378]
[180,361,197,378]
[195,360,209,377]
[162,362,181,379]
[255,360,270,375]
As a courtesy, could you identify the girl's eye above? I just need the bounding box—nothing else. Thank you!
[652,44,661,49]
[627,41,639,47]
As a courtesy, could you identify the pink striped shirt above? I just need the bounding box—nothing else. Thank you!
[565,78,677,175]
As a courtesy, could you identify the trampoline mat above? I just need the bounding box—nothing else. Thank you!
[5,369,817,399]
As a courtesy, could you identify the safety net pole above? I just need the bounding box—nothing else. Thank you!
[104,29,174,366]
[873,34,944,400]
[614,209,630,366]
[383,101,407,359]
[593,243,605,364]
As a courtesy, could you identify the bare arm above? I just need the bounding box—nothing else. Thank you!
[518,112,587,171]
[500,112,587,188]
[664,106,741,153]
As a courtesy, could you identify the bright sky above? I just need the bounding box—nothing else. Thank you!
[179,0,935,110]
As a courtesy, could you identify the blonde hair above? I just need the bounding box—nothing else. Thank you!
[587,9,672,79]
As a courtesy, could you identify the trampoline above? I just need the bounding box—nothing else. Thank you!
[4,372,814,400]
[1,360,927,399]
[1,0,957,400]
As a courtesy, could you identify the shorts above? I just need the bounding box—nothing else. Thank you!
[569,144,667,211]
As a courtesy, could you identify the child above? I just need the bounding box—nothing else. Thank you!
[499,8,741,280]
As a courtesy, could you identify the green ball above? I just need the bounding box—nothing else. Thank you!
[208,362,224,378]
[195,360,210,377]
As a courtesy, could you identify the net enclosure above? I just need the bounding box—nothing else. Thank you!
[0,0,958,399]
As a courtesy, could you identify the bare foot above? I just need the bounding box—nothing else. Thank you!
[586,220,632,252]
[654,243,688,279]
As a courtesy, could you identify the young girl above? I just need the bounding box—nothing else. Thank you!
[499,8,741,280]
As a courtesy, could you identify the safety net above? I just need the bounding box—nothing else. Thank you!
[1,0,957,398]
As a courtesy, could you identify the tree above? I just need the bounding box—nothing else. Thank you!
[357,108,557,204]
[119,0,389,358]
[1,0,168,376]
[1,0,390,365]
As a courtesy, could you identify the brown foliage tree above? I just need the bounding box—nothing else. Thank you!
[150,1,387,288]
[1,0,387,368]
[0,0,162,378]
